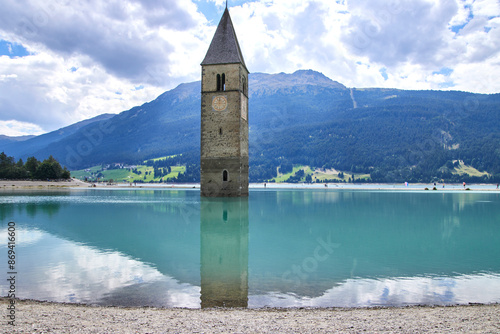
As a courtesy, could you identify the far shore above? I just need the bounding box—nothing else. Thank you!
[0,178,88,190]
[1,179,499,191]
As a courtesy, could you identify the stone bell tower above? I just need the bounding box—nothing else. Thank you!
[200,6,249,197]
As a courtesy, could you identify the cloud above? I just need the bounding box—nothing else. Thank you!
[0,119,45,136]
[229,0,500,92]
[342,0,459,66]
[0,0,211,133]
[0,0,499,136]
[136,0,198,29]
[0,0,187,83]
[230,0,354,81]
[333,0,500,92]
[0,52,165,131]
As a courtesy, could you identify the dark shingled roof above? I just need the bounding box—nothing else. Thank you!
[201,8,248,71]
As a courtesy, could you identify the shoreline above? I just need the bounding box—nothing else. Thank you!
[1,179,499,191]
[0,179,88,190]
[2,298,499,333]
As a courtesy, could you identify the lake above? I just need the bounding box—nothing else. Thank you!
[1,188,499,308]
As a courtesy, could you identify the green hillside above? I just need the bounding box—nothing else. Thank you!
[72,159,186,183]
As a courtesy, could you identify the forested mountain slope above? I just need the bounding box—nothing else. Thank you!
[2,70,499,183]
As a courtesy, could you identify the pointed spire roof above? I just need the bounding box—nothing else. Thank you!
[201,8,248,71]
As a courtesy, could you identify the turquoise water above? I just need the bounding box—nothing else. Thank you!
[1,189,499,308]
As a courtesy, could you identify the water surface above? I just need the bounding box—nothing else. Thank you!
[1,189,499,308]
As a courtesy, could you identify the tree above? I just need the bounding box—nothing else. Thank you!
[34,155,68,180]
[279,162,293,174]
[1,152,69,180]
[61,167,71,179]
[25,157,40,179]
[0,152,28,179]
[0,152,14,178]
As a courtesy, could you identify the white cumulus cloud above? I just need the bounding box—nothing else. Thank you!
[0,119,45,136]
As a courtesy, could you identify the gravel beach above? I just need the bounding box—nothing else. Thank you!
[2,299,499,333]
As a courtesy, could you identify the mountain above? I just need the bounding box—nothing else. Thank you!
[257,88,500,182]
[2,70,499,183]
[0,113,115,160]
[0,134,35,146]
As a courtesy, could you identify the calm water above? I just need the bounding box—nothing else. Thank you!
[1,189,499,308]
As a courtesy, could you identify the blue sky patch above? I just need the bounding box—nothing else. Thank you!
[0,40,31,58]
[196,1,221,23]
[432,68,455,88]
[451,5,474,34]
[197,0,260,23]
[451,22,467,33]
[379,68,388,81]
[433,67,453,76]
[438,82,456,89]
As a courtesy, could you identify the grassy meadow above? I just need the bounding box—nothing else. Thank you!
[71,163,185,183]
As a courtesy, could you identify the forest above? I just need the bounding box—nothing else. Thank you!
[0,152,71,180]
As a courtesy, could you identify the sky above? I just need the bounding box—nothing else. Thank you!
[0,0,499,136]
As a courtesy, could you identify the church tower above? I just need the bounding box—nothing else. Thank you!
[200,6,249,197]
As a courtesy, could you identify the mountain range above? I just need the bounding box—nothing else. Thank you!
[1,70,499,183]
[0,134,35,145]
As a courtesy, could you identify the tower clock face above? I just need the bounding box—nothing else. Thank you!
[212,95,227,111]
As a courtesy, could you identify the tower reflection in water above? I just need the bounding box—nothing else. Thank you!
[200,198,249,308]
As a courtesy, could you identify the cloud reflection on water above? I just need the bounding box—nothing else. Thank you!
[0,228,200,308]
[249,274,500,308]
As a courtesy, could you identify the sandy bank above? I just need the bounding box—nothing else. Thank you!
[1,179,499,192]
[0,178,88,190]
[2,299,499,333]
